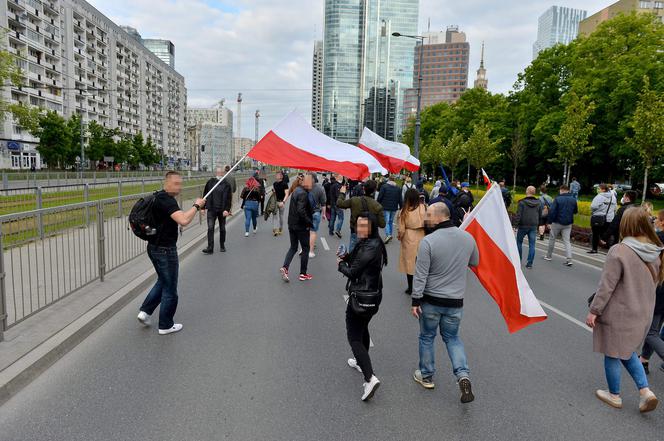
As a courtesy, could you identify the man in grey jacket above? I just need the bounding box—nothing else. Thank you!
[411,203,479,403]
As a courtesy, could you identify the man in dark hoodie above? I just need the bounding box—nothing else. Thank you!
[515,186,542,269]
[377,175,402,243]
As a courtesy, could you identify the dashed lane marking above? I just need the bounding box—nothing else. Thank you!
[539,300,592,333]
[320,237,330,251]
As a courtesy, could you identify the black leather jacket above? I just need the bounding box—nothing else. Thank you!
[338,237,384,293]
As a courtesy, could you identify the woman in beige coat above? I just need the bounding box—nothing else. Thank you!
[586,207,664,413]
[399,188,426,294]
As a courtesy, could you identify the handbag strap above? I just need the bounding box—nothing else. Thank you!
[604,195,613,216]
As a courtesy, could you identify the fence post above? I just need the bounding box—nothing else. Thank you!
[0,229,6,342]
[97,201,106,282]
[2,172,6,190]
[36,186,44,240]
[84,183,90,226]
[141,178,145,193]
[117,181,123,218]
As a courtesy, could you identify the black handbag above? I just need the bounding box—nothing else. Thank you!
[349,290,382,317]
[590,196,613,227]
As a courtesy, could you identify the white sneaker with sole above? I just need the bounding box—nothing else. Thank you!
[158,324,183,335]
[244,232,249,237]
[137,311,151,326]
[347,358,363,374]
[308,252,316,258]
[362,375,380,401]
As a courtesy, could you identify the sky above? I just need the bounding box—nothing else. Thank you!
[88,0,612,139]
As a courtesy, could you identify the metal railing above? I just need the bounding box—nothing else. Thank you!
[1,170,213,187]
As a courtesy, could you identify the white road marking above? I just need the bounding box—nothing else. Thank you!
[320,237,330,251]
[539,300,592,333]
[341,293,374,347]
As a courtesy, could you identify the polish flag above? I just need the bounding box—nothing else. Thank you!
[460,184,548,333]
[248,112,387,180]
[481,168,492,190]
[358,127,420,173]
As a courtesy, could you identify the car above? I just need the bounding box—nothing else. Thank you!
[650,183,664,196]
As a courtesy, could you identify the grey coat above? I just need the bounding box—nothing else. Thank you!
[590,191,616,222]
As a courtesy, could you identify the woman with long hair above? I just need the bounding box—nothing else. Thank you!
[398,188,426,294]
[240,176,262,237]
[338,211,388,401]
[586,207,664,413]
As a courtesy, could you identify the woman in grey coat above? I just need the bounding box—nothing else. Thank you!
[586,207,664,413]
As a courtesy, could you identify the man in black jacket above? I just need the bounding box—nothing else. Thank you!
[329,174,345,237]
[280,174,314,282]
[202,167,233,254]
[377,176,401,243]
[515,186,542,269]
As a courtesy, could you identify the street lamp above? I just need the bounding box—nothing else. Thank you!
[392,32,425,183]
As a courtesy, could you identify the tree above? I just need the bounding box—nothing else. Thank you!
[86,121,117,163]
[0,34,24,118]
[127,133,145,169]
[508,124,527,191]
[142,136,160,167]
[35,111,72,168]
[463,121,503,187]
[627,77,664,203]
[553,92,595,185]
[9,104,41,134]
[438,130,465,181]
[111,134,132,165]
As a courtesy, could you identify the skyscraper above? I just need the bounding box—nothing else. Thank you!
[142,39,176,69]
[473,42,488,90]
[321,0,419,143]
[311,40,324,131]
[532,6,587,59]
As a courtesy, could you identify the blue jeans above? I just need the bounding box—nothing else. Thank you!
[311,211,322,232]
[604,353,649,394]
[141,244,179,330]
[418,303,469,380]
[516,227,537,266]
[349,231,358,253]
[384,210,396,237]
[243,200,259,233]
[329,206,344,234]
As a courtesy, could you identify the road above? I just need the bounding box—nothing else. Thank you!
[0,212,663,440]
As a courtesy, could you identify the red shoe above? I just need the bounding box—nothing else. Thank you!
[298,274,313,281]
[280,267,289,282]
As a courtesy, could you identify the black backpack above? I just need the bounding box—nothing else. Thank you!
[129,192,160,241]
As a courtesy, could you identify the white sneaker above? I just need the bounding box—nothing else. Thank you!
[244,232,249,237]
[158,324,183,335]
[308,252,316,258]
[361,375,380,401]
[253,228,257,235]
[347,358,363,374]
[137,311,151,326]
[543,256,552,261]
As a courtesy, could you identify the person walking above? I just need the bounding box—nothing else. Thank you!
[588,184,616,254]
[544,184,578,267]
[640,210,664,374]
[137,171,206,335]
[338,212,388,401]
[604,190,637,247]
[411,203,479,403]
[240,177,262,237]
[254,170,267,216]
[586,207,663,413]
[337,180,385,253]
[515,186,542,269]
[201,167,232,254]
[328,174,345,238]
[570,177,581,200]
[453,183,474,222]
[270,171,289,236]
[499,179,512,208]
[308,173,327,258]
[399,188,426,295]
[538,186,553,241]
[377,175,401,244]
[430,187,459,226]
[430,180,443,200]
[402,176,415,200]
[280,174,314,282]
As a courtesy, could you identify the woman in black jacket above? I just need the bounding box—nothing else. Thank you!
[338,212,388,401]
[640,213,664,374]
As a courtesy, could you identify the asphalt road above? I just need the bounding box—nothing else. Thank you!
[1,212,663,441]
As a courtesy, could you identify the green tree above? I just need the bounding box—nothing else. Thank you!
[127,133,145,168]
[463,121,503,187]
[508,124,527,191]
[8,104,41,134]
[0,33,24,117]
[627,77,664,203]
[86,121,118,163]
[437,130,465,181]
[111,135,132,166]
[143,136,160,167]
[553,92,595,185]
[35,111,72,169]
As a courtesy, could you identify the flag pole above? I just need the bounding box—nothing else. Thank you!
[203,153,250,200]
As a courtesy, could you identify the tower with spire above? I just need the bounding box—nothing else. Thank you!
[474,41,488,90]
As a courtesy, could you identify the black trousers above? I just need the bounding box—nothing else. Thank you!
[591,223,607,252]
[282,228,310,274]
[346,304,375,382]
[207,210,227,250]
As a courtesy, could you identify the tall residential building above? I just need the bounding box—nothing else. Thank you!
[473,42,488,90]
[532,6,587,59]
[142,39,175,69]
[186,107,233,171]
[579,0,664,35]
[0,0,187,170]
[403,26,470,122]
[321,0,419,143]
[311,40,323,131]
[233,137,254,162]
[187,106,233,127]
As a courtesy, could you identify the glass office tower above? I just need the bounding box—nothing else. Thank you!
[532,6,587,59]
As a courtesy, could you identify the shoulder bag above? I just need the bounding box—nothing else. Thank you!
[590,196,613,228]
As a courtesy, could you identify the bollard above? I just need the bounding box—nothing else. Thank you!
[117,181,123,218]
[97,202,106,282]
[0,229,6,342]
[36,186,44,240]
[84,183,90,226]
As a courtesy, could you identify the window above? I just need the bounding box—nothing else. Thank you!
[654,1,663,8]
[640,0,652,7]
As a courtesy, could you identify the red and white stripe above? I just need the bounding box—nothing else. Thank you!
[460,184,548,333]
[358,127,420,173]
[482,168,492,190]
[248,112,387,180]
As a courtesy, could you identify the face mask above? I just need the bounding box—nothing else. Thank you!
[620,197,625,204]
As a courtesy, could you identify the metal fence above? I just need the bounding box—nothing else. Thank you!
[1,170,213,187]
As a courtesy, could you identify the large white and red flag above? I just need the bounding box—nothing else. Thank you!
[358,127,420,173]
[248,112,387,180]
[460,184,548,333]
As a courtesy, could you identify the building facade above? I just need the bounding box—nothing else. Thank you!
[311,40,323,131]
[142,39,175,69]
[321,0,419,143]
[0,0,186,169]
[186,107,233,171]
[187,106,233,127]
[402,26,469,122]
[532,6,587,59]
[473,42,488,90]
[233,137,254,162]
[579,0,664,35]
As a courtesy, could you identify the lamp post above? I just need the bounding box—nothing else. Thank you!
[392,32,424,183]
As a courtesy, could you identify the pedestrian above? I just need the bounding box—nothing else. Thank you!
[411,202,479,403]
[640,210,664,375]
[570,177,581,200]
[322,173,332,222]
[270,171,289,236]
[224,165,237,195]
[337,179,385,253]
[515,186,542,269]
[279,174,314,282]
[377,175,402,244]
[201,167,232,254]
[240,176,262,237]
[430,180,443,200]
[329,174,345,238]
[453,182,474,221]
[399,188,426,295]
[308,173,327,258]
[538,186,553,240]
[282,169,290,185]
[603,190,637,247]
[137,171,206,335]
[429,187,459,226]
[544,184,578,267]
[338,212,388,401]
[499,179,512,208]
[586,207,663,413]
[253,170,267,216]
[402,176,415,200]
[588,184,616,254]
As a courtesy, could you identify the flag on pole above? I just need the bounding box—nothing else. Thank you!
[481,168,492,190]
[358,127,420,173]
[247,112,387,180]
[460,184,548,333]
[439,165,458,196]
